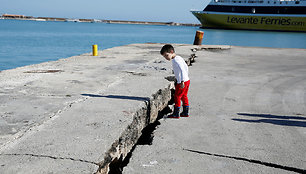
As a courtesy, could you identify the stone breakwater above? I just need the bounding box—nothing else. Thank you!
[1,15,201,26]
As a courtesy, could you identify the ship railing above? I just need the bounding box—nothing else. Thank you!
[214,0,302,3]
[215,0,264,3]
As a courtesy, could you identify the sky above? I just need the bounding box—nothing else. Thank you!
[0,0,210,23]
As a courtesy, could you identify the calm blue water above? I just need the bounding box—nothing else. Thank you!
[0,19,305,71]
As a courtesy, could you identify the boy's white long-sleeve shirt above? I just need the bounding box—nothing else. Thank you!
[172,55,189,83]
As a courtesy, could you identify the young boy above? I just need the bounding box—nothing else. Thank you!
[160,44,190,118]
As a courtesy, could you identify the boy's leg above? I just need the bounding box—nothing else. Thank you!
[168,83,184,118]
[181,80,190,106]
[174,83,184,108]
[181,80,190,117]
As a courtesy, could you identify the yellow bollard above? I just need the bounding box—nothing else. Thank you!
[193,30,204,45]
[92,44,98,56]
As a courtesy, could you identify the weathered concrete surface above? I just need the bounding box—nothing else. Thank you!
[0,43,198,173]
[1,44,305,174]
[124,46,306,173]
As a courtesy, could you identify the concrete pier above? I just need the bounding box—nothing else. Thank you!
[0,44,305,173]
[124,45,306,174]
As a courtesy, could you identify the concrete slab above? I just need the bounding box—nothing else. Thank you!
[2,44,305,174]
[123,46,306,174]
[0,43,197,173]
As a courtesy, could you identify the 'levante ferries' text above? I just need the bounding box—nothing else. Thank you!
[227,16,304,26]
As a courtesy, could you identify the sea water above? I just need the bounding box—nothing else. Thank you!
[0,19,305,71]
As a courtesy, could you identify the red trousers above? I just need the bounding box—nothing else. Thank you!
[174,80,190,108]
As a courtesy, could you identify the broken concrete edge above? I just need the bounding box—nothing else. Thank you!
[183,45,232,66]
[94,43,210,173]
[95,83,174,174]
[197,45,231,50]
[0,43,215,173]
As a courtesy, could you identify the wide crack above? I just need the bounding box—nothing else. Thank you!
[108,105,172,174]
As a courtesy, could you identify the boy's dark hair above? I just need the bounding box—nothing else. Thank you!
[160,44,175,55]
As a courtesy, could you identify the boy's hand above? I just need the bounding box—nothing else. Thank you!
[180,82,185,89]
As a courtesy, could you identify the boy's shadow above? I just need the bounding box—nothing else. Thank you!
[232,113,306,128]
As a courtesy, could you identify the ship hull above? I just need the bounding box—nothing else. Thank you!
[192,12,306,32]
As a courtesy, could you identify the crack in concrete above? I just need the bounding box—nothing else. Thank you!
[95,51,194,174]
[1,153,99,166]
[95,84,174,174]
[107,107,172,174]
[183,148,306,174]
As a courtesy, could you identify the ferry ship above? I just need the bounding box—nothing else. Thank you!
[191,0,306,32]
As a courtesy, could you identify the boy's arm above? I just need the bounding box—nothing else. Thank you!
[180,81,185,89]
[177,57,188,83]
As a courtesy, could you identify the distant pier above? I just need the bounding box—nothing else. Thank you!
[0,13,201,26]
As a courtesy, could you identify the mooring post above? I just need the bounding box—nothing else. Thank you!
[193,30,204,45]
[92,44,98,56]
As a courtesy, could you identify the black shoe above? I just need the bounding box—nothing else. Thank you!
[167,106,180,119]
[180,106,189,117]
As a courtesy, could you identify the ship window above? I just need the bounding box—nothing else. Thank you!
[239,1,241,3]
[280,1,282,4]
[295,1,299,4]
[268,1,270,3]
